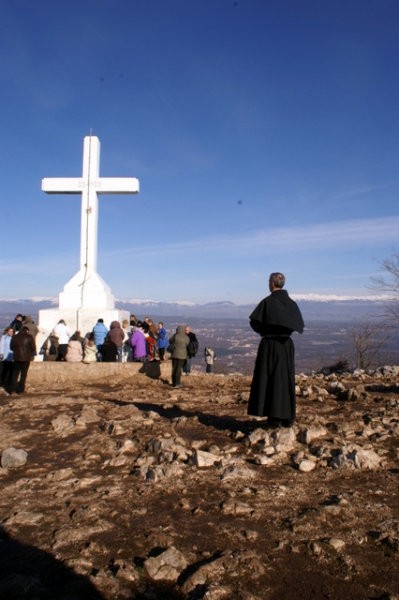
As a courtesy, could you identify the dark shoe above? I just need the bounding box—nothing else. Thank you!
[266,418,282,428]
[281,419,294,428]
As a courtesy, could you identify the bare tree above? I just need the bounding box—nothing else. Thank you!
[371,253,399,323]
[350,322,390,370]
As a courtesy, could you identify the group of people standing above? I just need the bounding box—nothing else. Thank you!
[0,314,37,395]
[38,316,205,377]
[39,316,173,364]
[1,272,304,428]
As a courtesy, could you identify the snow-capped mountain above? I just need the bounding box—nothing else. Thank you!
[0,295,394,324]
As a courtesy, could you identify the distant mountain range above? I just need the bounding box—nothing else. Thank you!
[0,296,393,325]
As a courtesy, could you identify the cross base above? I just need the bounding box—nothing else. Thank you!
[59,269,115,310]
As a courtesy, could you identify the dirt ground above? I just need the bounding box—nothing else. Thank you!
[0,363,398,599]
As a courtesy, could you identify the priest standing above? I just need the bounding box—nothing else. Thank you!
[248,272,304,427]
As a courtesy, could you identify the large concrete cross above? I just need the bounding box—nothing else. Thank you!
[42,135,139,274]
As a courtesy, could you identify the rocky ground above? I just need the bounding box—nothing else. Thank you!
[0,362,398,600]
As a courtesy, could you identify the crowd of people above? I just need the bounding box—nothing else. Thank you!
[0,314,38,395]
[38,316,200,368]
[0,313,212,393]
[1,271,304,427]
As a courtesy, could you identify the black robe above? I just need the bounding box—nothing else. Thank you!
[248,290,304,421]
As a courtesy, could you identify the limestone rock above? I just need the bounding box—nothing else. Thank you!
[298,423,328,444]
[248,428,270,445]
[144,546,187,581]
[203,584,233,599]
[328,538,346,551]
[1,447,28,468]
[51,414,75,436]
[353,447,382,470]
[221,498,254,516]
[193,449,221,467]
[298,459,317,472]
[272,427,296,453]
[180,553,229,593]
[220,464,256,481]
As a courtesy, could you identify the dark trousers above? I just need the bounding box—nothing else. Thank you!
[8,361,30,393]
[172,358,185,387]
[57,344,68,361]
[1,361,13,388]
[96,344,104,362]
[183,357,192,374]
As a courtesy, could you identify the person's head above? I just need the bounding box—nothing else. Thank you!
[15,314,23,322]
[58,319,66,325]
[158,322,163,328]
[4,327,13,336]
[185,325,191,335]
[269,272,285,292]
[98,318,104,324]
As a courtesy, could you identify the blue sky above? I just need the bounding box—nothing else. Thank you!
[1,0,398,304]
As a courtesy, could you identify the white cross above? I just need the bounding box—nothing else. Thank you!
[42,135,139,274]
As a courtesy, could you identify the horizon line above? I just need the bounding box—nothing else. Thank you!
[0,293,395,305]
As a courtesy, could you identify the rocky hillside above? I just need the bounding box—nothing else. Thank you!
[0,363,398,599]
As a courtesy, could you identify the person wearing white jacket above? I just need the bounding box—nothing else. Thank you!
[0,327,14,388]
[53,319,70,361]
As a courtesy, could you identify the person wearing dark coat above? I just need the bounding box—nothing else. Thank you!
[8,326,36,394]
[108,321,125,362]
[168,325,190,388]
[40,332,59,361]
[9,314,24,333]
[101,335,118,362]
[183,325,198,375]
[22,315,39,342]
[247,272,304,427]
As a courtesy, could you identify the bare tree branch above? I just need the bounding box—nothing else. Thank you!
[350,322,390,370]
[370,253,399,324]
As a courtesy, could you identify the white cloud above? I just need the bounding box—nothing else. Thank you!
[328,183,391,202]
[101,214,399,259]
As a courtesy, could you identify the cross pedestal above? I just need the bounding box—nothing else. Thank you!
[37,135,139,349]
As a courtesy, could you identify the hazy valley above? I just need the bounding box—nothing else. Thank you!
[1,296,398,374]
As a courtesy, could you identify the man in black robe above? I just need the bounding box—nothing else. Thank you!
[248,272,304,427]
